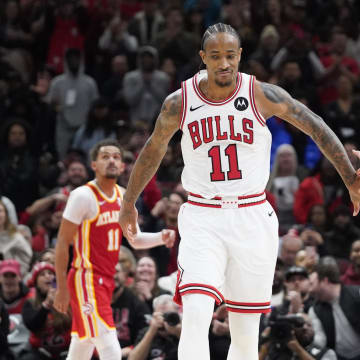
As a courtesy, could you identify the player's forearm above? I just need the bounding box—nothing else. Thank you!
[300,115,356,187]
[132,231,163,249]
[124,138,168,204]
[55,237,70,291]
[260,82,356,187]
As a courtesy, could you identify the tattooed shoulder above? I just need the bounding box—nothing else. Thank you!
[160,89,182,118]
[260,82,291,104]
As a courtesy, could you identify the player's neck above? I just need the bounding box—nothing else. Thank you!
[200,76,237,101]
[95,178,116,198]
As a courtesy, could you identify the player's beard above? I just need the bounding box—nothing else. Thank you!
[105,171,119,179]
[215,78,233,87]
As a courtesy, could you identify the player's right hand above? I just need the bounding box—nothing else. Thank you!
[54,288,70,314]
[119,199,138,244]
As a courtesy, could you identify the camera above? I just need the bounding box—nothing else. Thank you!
[163,312,180,327]
[268,313,305,342]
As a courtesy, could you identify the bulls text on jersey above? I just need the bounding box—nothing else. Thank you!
[188,115,254,150]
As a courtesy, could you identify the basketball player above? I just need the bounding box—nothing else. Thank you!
[119,24,360,360]
[53,139,175,360]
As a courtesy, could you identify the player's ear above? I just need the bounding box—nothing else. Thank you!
[238,48,243,61]
[199,50,206,66]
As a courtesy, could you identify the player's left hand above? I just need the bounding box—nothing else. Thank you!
[161,229,176,248]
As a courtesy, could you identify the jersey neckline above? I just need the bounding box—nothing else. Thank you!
[192,71,242,106]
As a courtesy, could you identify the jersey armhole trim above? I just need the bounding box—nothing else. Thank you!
[249,75,266,127]
[180,81,187,130]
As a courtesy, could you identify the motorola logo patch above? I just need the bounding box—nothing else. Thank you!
[234,97,249,111]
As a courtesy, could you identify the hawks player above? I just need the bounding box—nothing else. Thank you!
[119,23,360,360]
[54,139,175,360]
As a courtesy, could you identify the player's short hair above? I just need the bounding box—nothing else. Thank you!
[90,139,123,161]
[201,23,241,51]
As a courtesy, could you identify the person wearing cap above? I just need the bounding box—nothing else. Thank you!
[282,266,314,314]
[0,259,32,315]
[22,262,71,360]
[0,259,32,359]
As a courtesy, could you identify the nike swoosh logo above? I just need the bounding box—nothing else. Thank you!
[190,104,205,111]
[268,211,274,216]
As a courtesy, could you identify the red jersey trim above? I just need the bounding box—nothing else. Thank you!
[178,283,225,305]
[192,72,242,106]
[87,182,118,203]
[249,76,266,127]
[225,299,271,313]
[180,81,187,130]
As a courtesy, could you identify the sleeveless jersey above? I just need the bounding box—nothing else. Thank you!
[71,182,123,278]
[180,71,272,198]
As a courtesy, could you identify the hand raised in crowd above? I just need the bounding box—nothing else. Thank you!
[43,287,56,309]
[287,290,303,314]
[151,197,169,218]
[134,280,153,301]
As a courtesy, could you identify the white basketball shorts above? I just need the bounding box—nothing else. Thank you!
[174,197,279,314]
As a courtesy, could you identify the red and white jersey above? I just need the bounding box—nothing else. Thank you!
[63,180,123,278]
[179,71,271,198]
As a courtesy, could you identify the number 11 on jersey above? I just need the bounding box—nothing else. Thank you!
[107,229,120,251]
[208,144,242,181]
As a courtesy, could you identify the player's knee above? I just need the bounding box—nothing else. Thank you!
[182,294,214,331]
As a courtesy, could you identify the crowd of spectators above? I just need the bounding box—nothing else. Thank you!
[1,0,360,359]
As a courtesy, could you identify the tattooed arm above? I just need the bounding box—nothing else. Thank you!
[119,89,181,241]
[255,80,360,214]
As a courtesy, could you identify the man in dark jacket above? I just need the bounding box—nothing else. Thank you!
[309,257,360,360]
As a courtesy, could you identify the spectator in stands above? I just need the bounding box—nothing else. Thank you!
[0,259,31,358]
[281,266,314,314]
[144,192,185,276]
[112,262,150,359]
[101,54,129,105]
[279,232,304,270]
[0,181,17,226]
[127,0,164,46]
[309,257,360,360]
[306,204,329,237]
[0,297,13,360]
[249,25,280,78]
[294,157,344,224]
[0,119,39,213]
[152,6,198,69]
[0,259,32,315]
[341,239,360,286]
[72,97,117,162]
[319,31,359,105]
[323,74,360,143]
[267,144,300,233]
[22,262,71,360]
[46,48,99,159]
[98,14,138,58]
[132,256,170,312]
[129,294,181,360]
[324,205,360,261]
[0,202,32,275]
[123,45,169,126]
[119,245,137,286]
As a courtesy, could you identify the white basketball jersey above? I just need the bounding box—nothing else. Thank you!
[180,71,272,198]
